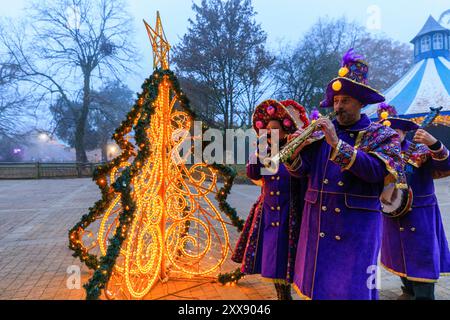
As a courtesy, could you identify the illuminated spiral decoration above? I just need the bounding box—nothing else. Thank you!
[72,15,235,300]
[164,214,228,276]
[78,161,131,263]
[90,75,230,299]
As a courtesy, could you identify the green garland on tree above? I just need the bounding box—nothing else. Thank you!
[68,68,244,300]
[218,268,245,285]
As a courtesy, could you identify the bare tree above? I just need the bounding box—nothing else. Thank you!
[273,17,366,110]
[236,46,275,128]
[357,36,413,92]
[0,0,138,162]
[0,60,22,139]
[273,17,413,110]
[0,51,37,141]
[0,54,36,162]
[178,76,223,128]
[173,0,272,129]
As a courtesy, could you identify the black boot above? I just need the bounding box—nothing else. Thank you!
[412,281,435,300]
[398,277,414,300]
[398,286,414,300]
[279,284,293,300]
[274,283,282,300]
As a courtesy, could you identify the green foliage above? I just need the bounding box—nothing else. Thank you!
[218,268,245,285]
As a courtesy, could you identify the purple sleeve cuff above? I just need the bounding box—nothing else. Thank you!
[430,144,449,161]
[330,140,357,171]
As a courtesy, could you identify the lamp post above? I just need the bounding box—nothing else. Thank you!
[107,144,118,162]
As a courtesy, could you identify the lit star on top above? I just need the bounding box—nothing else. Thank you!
[144,11,171,70]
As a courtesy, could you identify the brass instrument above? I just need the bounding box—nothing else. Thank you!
[262,111,338,169]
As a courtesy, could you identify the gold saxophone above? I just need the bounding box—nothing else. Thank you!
[262,111,338,169]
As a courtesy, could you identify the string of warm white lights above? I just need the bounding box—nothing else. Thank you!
[68,12,242,300]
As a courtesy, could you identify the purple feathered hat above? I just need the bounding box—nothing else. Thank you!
[320,48,385,108]
[377,102,397,119]
[377,103,419,132]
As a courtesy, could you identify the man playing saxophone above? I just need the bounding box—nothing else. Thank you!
[284,49,405,300]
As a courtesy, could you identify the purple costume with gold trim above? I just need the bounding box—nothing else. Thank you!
[287,114,405,300]
[381,141,450,282]
[232,154,306,284]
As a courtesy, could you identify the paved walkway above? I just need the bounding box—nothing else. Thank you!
[0,178,449,300]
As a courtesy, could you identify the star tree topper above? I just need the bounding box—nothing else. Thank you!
[144,11,170,70]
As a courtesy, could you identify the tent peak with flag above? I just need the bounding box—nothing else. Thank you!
[364,14,450,125]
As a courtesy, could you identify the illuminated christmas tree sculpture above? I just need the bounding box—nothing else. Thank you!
[68,12,243,300]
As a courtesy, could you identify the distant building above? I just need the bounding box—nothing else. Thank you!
[364,14,450,146]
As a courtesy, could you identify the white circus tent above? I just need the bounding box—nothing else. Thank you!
[364,15,450,126]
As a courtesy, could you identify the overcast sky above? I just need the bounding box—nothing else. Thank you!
[1,0,449,92]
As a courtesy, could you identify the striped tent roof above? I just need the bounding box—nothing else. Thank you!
[364,15,450,122]
[364,56,450,118]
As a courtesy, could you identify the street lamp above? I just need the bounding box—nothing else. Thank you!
[38,133,49,142]
[107,144,118,161]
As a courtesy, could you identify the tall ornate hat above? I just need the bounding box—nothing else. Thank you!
[377,103,419,132]
[320,48,385,108]
[252,99,309,133]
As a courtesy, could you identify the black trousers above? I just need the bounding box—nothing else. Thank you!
[274,283,292,300]
[401,277,435,300]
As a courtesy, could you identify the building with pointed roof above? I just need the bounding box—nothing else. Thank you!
[364,15,450,128]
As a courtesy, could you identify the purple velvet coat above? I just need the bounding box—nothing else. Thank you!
[232,154,307,284]
[381,140,450,282]
[287,114,405,300]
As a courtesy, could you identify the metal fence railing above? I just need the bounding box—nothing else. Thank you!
[0,162,256,184]
[0,162,102,179]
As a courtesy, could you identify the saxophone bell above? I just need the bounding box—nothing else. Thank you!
[261,153,280,175]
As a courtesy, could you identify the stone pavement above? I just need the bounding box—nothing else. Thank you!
[0,178,449,300]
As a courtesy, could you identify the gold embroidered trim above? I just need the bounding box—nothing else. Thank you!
[407,158,420,168]
[380,263,449,283]
[292,283,312,301]
[329,77,385,98]
[368,151,402,187]
[330,140,342,161]
[431,147,449,161]
[354,130,366,150]
[261,277,290,285]
[305,189,380,198]
[344,149,358,171]
[251,179,264,187]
